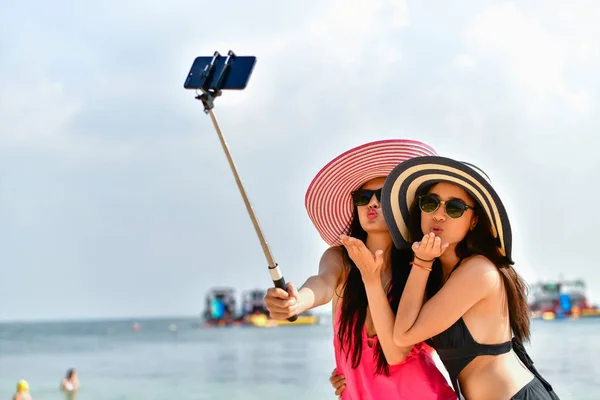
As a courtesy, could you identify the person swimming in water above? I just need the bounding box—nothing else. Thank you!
[60,368,80,398]
[13,379,32,400]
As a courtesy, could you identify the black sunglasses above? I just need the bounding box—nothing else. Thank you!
[352,188,382,206]
[418,194,474,219]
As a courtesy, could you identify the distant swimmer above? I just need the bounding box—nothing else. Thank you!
[60,368,80,396]
[13,379,32,400]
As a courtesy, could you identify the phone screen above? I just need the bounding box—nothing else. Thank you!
[184,56,257,90]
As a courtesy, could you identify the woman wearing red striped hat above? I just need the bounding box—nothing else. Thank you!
[263,139,457,400]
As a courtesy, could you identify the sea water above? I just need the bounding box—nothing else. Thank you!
[0,317,598,399]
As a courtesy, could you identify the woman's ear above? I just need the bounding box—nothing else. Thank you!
[470,215,479,231]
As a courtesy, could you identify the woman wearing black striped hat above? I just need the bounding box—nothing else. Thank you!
[378,155,560,400]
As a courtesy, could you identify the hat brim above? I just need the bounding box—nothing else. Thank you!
[381,156,513,263]
[305,140,438,246]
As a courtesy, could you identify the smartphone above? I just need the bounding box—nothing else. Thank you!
[183,55,257,90]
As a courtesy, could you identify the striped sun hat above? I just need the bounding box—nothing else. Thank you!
[381,155,514,263]
[304,139,438,247]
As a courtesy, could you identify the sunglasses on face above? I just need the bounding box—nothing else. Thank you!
[352,188,382,206]
[418,193,474,219]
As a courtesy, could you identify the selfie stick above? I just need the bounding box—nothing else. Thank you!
[188,50,297,322]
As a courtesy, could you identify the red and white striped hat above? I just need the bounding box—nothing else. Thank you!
[304,139,438,247]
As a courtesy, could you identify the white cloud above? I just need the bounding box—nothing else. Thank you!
[390,0,410,28]
[564,90,592,115]
[452,53,477,70]
[464,1,592,116]
[305,0,409,65]
[466,3,566,92]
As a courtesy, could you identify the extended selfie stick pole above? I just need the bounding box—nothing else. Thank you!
[192,51,297,322]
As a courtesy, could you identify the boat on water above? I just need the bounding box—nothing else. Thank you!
[200,287,321,328]
[201,287,244,327]
[240,289,278,328]
[241,288,321,327]
[528,279,600,320]
[242,289,319,327]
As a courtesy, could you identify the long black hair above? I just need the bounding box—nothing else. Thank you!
[336,207,414,375]
[408,184,531,344]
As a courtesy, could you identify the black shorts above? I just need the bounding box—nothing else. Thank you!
[511,377,560,400]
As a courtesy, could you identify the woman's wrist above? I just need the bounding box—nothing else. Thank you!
[410,260,433,272]
[362,274,383,288]
[413,255,435,263]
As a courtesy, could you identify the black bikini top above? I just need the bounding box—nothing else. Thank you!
[425,259,558,399]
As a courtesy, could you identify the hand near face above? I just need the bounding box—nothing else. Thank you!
[340,235,384,283]
[412,232,449,262]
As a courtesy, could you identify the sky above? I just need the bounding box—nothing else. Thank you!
[1,0,599,322]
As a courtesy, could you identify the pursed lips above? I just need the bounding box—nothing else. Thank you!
[431,225,443,233]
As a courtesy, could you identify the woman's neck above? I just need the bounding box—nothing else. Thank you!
[365,232,392,253]
[439,244,460,281]
[365,232,393,273]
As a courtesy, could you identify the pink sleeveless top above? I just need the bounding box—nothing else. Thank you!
[334,305,457,400]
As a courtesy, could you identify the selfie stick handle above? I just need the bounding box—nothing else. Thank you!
[196,51,297,322]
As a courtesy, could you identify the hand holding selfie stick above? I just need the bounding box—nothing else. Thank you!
[184,50,297,322]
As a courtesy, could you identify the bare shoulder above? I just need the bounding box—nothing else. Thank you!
[318,246,345,275]
[322,245,343,257]
[320,246,344,266]
[453,255,502,288]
